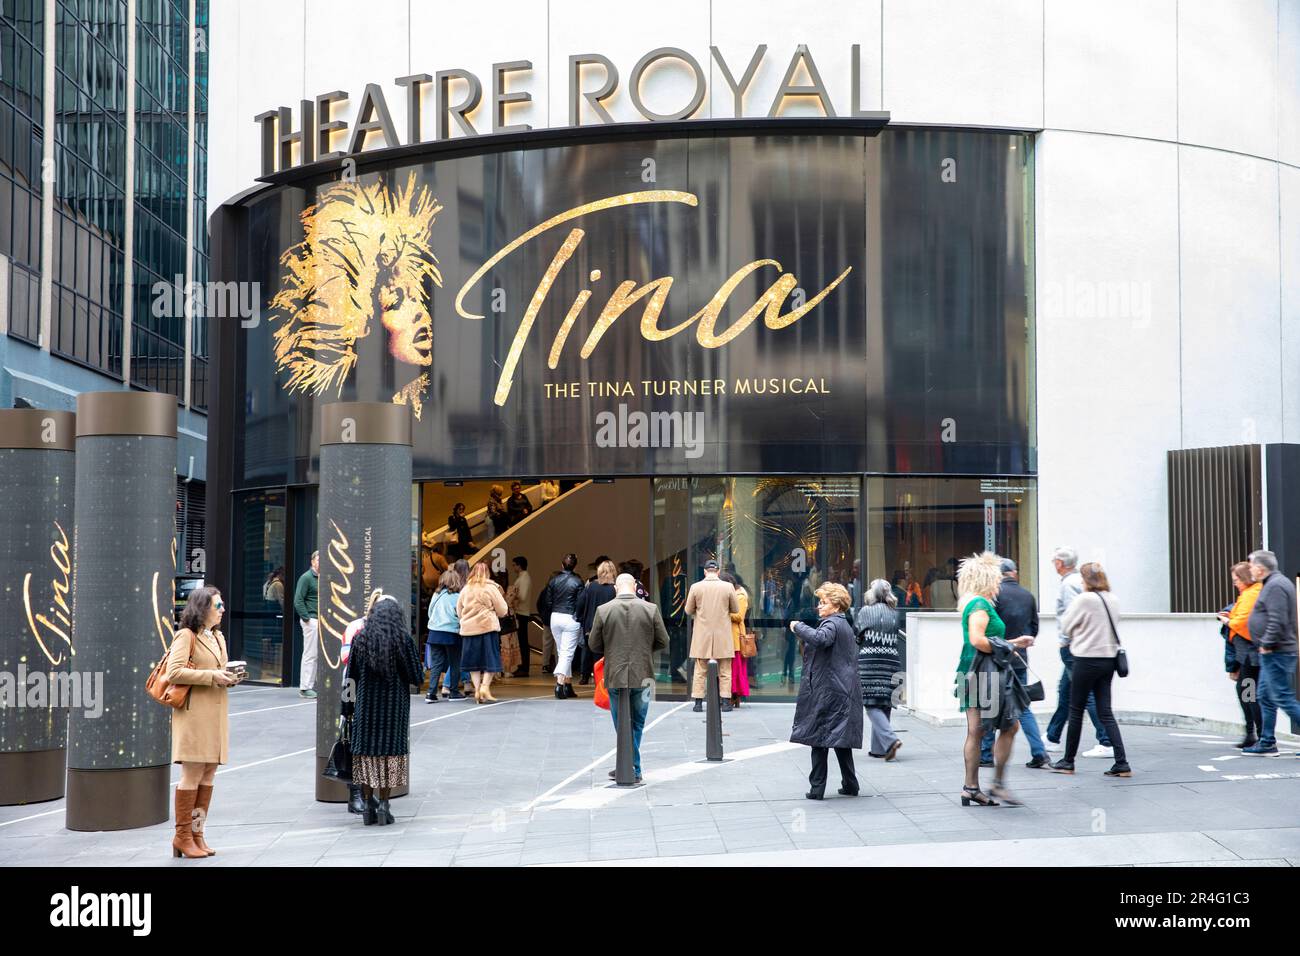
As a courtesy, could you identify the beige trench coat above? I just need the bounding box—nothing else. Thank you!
[685,577,739,659]
[165,627,230,764]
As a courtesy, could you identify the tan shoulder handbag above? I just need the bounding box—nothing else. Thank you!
[146,630,193,709]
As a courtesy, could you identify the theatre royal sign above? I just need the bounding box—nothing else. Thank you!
[253,45,883,176]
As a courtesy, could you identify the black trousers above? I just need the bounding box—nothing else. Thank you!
[1064,656,1127,763]
[1235,660,1263,736]
[809,747,858,796]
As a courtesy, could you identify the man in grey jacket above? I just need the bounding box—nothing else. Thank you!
[1242,550,1300,755]
[589,574,670,782]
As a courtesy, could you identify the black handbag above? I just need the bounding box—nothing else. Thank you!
[498,613,518,635]
[1021,664,1046,702]
[323,715,353,782]
[1097,593,1129,678]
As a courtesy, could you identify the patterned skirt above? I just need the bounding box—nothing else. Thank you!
[352,754,409,789]
[499,631,522,672]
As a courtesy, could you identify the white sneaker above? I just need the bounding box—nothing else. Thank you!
[1044,741,1064,753]
[1082,744,1114,758]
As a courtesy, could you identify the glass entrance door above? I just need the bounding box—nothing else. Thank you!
[231,489,287,684]
[653,477,861,700]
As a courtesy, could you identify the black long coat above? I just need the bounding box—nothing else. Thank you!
[349,630,423,757]
[790,613,864,749]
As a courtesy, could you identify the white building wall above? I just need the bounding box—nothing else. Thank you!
[207,0,1300,612]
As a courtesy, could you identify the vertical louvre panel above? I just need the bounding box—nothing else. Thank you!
[1167,445,1263,612]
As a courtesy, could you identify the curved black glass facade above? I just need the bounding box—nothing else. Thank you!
[210,122,1037,689]
[217,124,1033,485]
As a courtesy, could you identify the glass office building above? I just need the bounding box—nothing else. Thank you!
[0,0,209,569]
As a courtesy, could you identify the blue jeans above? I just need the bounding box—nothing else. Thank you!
[1257,652,1300,747]
[981,705,1047,762]
[981,665,1046,760]
[1046,647,1111,746]
[426,639,461,693]
[608,686,651,777]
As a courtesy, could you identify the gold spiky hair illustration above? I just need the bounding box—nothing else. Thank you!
[269,173,443,397]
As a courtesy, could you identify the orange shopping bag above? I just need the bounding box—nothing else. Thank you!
[593,657,610,710]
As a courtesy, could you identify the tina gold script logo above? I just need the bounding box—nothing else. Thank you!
[21,520,73,666]
[454,189,851,406]
[319,519,357,669]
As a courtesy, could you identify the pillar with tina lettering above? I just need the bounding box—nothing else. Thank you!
[0,410,76,805]
[66,392,177,830]
[316,403,413,801]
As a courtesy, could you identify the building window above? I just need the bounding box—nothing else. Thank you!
[2,0,46,345]
[49,0,128,376]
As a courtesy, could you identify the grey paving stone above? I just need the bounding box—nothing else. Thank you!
[7,694,1300,867]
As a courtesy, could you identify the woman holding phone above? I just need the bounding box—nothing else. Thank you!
[166,586,239,859]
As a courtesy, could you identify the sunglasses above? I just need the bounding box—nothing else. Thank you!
[213,600,225,610]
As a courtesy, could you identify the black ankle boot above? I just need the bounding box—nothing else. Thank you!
[1236,734,1259,749]
[378,799,394,825]
[692,699,703,713]
[347,785,365,814]
[362,795,379,826]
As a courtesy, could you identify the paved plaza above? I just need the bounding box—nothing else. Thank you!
[3,682,1299,868]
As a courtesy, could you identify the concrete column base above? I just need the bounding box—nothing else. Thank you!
[0,749,66,805]
[65,765,170,831]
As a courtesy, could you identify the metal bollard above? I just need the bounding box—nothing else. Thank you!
[705,659,724,761]
[614,687,637,786]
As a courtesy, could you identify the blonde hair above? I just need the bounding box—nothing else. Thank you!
[466,561,492,587]
[596,560,617,585]
[814,582,851,612]
[957,552,1004,604]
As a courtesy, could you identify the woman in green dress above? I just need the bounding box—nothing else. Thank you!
[956,552,1034,807]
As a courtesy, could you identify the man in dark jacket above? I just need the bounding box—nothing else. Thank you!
[293,551,319,698]
[589,574,670,782]
[1243,550,1300,754]
[538,553,585,699]
[505,482,532,528]
[982,560,1051,768]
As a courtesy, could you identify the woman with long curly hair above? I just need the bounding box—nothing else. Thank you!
[955,552,1033,807]
[348,594,422,825]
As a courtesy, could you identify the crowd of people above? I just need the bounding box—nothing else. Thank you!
[161,541,1298,854]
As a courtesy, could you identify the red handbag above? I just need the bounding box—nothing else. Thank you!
[593,657,610,710]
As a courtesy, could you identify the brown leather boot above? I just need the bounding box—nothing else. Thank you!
[172,789,206,859]
[193,784,216,856]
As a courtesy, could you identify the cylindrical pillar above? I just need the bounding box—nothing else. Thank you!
[705,659,724,761]
[316,402,413,802]
[613,687,637,786]
[66,392,177,830]
[0,410,76,805]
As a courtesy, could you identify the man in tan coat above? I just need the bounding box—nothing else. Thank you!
[685,560,739,712]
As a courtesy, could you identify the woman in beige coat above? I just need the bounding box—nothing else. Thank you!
[165,586,238,858]
[457,561,508,703]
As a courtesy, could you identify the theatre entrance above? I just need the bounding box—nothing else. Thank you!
[414,476,868,703]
